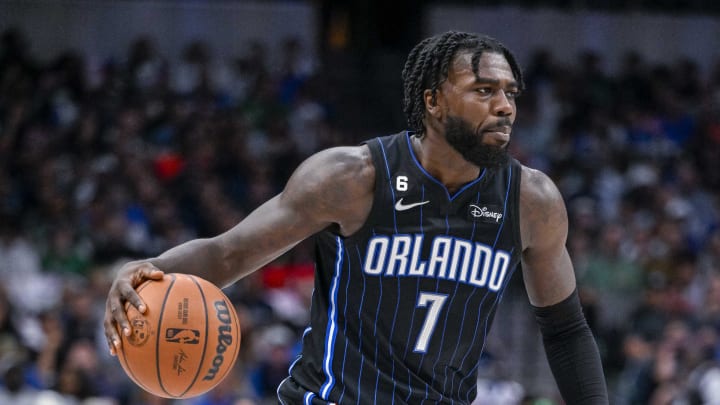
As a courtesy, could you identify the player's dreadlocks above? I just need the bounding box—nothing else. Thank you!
[402,31,525,136]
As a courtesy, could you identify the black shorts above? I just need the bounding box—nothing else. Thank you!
[276,376,337,405]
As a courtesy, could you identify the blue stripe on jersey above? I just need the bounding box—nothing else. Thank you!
[371,256,384,403]
[376,137,398,233]
[404,195,425,403]
[404,276,421,403]
[389,276,401,404]
[355,246,367,404]
[454,283,494,388]
[480,166,515,348]
[338,248,352,404]
[457,165,518,401]
[473,168,512,317]
[451,167,487,200]
[375,135,403,404]
[460,249,520,402]
[445,194,450,234]
[404,132,487,200]
[470,191,480,240]
[420,185,425,234]
[475,162,515,348]
[319,236,344,400]
[441,190,483,396]
[427,277,443,401]
[287,327,311,378]
[435,278,462,393]
[492,163,514,247]
[304,391,315,405]
[277,377,290,405]
[288,354,302,374]
[445,287,479,395]
[288,327,311,373]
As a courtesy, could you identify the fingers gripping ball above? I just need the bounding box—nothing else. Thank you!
[116,273,241,398]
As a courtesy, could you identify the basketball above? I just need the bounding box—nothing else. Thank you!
[116,273,241,399]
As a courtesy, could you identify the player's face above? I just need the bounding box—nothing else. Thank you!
[444,114,510,168]
[438,51,519,167]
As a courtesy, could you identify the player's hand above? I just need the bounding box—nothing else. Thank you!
[104,261,164,356]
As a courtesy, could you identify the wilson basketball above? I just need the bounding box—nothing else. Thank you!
[116,273,241,398]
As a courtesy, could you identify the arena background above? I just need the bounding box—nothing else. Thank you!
[1,1,719,404]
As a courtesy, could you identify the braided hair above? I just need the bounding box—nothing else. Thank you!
[401,31,524,135]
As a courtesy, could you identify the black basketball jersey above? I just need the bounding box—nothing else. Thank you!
[283,131,523,404]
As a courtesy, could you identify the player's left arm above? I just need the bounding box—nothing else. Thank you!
[519,165,609,404]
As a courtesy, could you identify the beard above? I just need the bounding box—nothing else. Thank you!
[444,115,510,168]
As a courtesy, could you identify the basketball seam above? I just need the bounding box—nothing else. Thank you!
[179,275,210,397]
[156,273,177,398]
[119,280,155,394]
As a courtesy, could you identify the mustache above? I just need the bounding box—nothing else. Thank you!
[480,118,513,133]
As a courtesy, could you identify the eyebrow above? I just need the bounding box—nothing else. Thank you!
[473,76,519,88]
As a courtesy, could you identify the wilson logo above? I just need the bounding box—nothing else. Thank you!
[202,300,233,381]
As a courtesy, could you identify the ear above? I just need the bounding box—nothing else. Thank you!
[423,89,444,119]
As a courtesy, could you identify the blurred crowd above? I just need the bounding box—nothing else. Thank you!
[0,24,719,405]
[515,46,720,404]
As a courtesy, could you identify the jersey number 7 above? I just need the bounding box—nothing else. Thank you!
[413,292,448,353]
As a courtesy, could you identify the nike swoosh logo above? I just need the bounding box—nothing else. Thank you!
[395,198,430,211]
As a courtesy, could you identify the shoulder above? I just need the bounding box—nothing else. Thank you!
[287,145,375,193]
[518,164,568,250]
[518,165,564,206]
[282,144,376,235]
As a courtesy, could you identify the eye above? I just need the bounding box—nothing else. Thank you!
[505,89,520,99]
[475,87,492,95]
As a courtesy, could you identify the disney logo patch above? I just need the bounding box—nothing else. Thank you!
[467,204,504,223]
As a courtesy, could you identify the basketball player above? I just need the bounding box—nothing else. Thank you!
[104,31,608,403]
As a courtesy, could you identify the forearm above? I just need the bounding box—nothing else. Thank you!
[533,289,609,404]
[148,237,241,287]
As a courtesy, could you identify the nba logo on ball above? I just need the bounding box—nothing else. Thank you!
[116,274,241,398]
[165,328,200,344]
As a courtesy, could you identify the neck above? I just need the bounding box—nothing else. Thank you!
[411,132,482,192]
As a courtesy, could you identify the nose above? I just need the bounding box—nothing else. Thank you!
[492,91,513,117]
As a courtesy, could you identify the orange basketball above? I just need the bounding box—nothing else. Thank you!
[116,273,241,399]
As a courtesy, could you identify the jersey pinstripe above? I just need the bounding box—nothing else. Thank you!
[282,131,523,404]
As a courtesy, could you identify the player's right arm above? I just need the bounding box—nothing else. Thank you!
[104,145,375,353]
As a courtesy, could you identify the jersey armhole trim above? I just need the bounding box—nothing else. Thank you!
[341,135,396,242]
[511,160,523,252]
